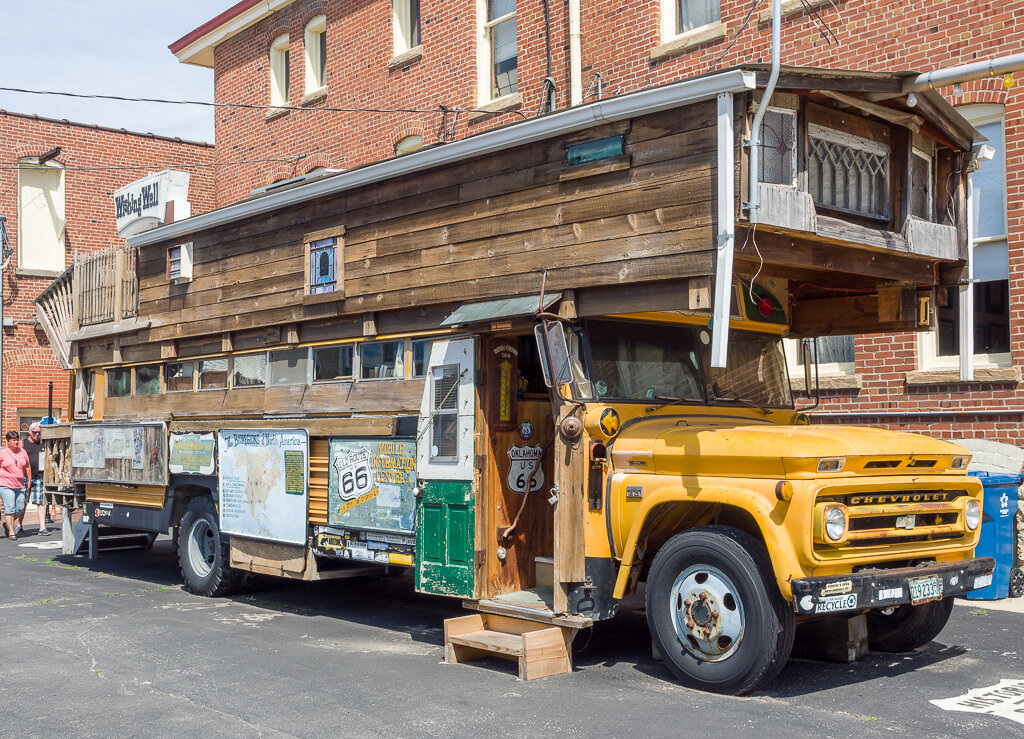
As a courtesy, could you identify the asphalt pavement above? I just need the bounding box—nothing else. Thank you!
[0,526,1021,738]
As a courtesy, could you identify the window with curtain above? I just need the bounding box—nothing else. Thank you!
[676,0,720,34]
[482,0,517,101]
[393,0,420,55]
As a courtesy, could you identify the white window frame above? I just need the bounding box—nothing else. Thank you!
[270,34,290,107]
[392,0,421,57]
[303,17,327,96]
[660,0,721,43]
[168,242,193,282]
[17,158,66,275]
[784,336,856,379]
[918,104,1010,371]
[476,0,517,106]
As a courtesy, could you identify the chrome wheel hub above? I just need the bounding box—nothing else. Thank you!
[669,565,745,661]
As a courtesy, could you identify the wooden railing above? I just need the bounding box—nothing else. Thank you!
[75,246,140,327]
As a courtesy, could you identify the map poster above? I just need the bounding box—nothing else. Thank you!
[169,432,217,475]
[328,438,417,533]
[217,428,308,545]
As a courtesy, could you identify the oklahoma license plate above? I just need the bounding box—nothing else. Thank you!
[909,575,943,604]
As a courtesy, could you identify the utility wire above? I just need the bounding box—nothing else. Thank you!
[711,0,765,70]
[0,86,528,119]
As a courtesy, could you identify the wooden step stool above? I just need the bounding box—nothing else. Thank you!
[444,612,573,680]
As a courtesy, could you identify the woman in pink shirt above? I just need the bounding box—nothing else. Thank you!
[0,431,30,539]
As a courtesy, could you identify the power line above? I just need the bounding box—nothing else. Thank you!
[0,86,528,119]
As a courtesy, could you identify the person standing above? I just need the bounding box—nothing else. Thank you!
[21,423,50,535]
[0,431,30,540]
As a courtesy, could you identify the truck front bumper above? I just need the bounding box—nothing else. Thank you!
[790,557,995,616]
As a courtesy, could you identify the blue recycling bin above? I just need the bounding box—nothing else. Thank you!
[966,470,1020,600]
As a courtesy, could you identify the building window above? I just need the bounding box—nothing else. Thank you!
[270,35,290,107]
[661,0,720,40]
[165,361,195,392]
[304,16,327,94]
[760,108,797,187]
[910,149,933,221]
[136,364,161,395]
[393,0,420,55]
[17,158,65,274]
[197,358,229,390]
[360,340,405,379]
[313,344,354,381]
[232,353,267,387]
[394,135,424,156]
[168,242,193,282]
[807,124,889,219]
[309,237,336,294]
[920,105,1010,368]
[412,339,433,377]
[107,368,131,398]
[268,348,309,386]
[74,370,95,419]
[479,0,517,103]
[430,364,460,462]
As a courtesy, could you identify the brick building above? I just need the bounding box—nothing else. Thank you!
[169,0,1023,445]
[0,111,214,433]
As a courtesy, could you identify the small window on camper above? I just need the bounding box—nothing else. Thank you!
[910,149,933,221]
[431,364,460,462]
[107,368,131,398]
[165,361,195,392]
[360,340,405,379]
[136,364,161,395]
[232,353,267,388]
[309,237,337,294]
[198,358,229,390]
[313,344,354,381]
[168,242,193,281]
[759,108,797,186]
[268,348,309,386]
[412,339,433,377]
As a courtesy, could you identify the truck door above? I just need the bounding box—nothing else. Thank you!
[414,337,477,597]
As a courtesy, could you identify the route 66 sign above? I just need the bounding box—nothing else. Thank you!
[333,446,373,501]
[507,444,544,494]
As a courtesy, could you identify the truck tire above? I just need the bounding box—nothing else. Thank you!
[866,596,954,652]
[177,496,244,597]
[645,525,795,695]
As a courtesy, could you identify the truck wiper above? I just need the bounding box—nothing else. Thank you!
[708,388,771,415]
[646,395,700,412]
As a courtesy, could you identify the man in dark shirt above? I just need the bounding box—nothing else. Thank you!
[20,423,50,535]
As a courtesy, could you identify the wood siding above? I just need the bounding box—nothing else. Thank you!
[132,103,720,344]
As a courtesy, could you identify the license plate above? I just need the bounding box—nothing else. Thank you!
[909,575,943,604]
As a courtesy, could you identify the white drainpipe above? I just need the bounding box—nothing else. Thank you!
[745,0,781,226]
[569,0,582,106]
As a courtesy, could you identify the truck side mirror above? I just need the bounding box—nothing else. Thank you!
[534,321,574,388]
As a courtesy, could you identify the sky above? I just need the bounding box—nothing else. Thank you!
[0,1,222,143]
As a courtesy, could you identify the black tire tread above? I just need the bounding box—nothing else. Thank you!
[866,596,954,652]
[177,496,245,597]
[645,525,795,695]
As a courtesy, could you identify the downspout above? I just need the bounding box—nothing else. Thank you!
[745,0,781,226]
[568,0,582,106]
[959,167,975,381]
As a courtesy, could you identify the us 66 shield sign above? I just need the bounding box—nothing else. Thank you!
[334,446,373,501]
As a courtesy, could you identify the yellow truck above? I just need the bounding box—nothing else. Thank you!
[38,65,994,694]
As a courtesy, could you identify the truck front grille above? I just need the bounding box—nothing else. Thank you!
[817,489,969,550]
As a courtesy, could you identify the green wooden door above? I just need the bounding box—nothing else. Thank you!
[415,480,475,597]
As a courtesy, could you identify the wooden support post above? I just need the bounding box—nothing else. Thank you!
[363,312,377,337]
[161,340,177,359]
[792,614,868,663]
[221,332,233,353]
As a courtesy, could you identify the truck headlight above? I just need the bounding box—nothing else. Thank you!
[817,457,845,473]
[965,499,981,530]
[824,505,847,542]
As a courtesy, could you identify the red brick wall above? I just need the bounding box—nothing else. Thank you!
[200,0,1024,445]
[0,112,214,433]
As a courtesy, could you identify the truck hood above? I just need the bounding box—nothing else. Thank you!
[608,415,970,478]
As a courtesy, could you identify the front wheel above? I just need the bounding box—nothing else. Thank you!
[866,597,954,652]
[177,496,244,597]
[645,526,795,695]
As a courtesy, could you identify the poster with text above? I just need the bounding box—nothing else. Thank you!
[217,428,308,544]
[328,438,416,534]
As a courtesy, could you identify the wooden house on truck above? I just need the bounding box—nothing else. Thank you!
[37,66,995,694]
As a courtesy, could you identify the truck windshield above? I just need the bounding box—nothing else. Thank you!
[577,319,792,409]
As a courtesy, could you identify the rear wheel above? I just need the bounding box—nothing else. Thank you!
[866,597,954,652]
[177,496,244,597]
[645,526,795,695]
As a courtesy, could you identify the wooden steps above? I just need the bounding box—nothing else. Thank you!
[444,612,575,681]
